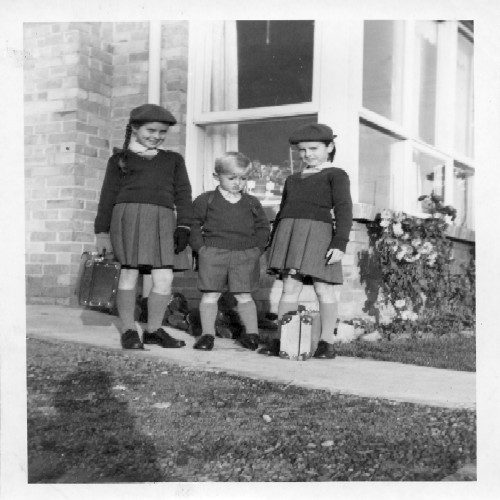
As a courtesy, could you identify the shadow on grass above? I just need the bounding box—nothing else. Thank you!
[28,361,164,483]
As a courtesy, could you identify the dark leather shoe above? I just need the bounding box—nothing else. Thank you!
[193,334,214,351]
[313,340,336,359]
[239,333,259,351]
[257,339,280,356]
[143,330,158,344]
[121,330,144,350]
[151,328,186,348]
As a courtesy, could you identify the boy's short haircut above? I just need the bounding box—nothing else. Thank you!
[214,152,251,175]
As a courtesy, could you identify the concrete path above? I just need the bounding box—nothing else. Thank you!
[26,305,476,410]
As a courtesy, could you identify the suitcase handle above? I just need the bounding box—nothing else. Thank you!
[82,249,115,262]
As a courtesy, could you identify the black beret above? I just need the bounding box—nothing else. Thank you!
[129,104,177,125]
[288,123,337,144]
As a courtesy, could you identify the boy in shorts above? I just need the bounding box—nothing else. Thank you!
[189,152,270,351]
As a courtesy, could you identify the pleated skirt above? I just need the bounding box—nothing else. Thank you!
[110,203,190,270]
[267,218,343,284]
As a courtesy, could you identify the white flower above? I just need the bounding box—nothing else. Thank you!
[392,222,404,236]
[420,242,433,255]
[395,299,406,309]
[426,252,438,267]
[404,254,420,263]
[401,310,418,321]
[411,238,422,248]
[381,209,392,220]
[380,219,390,228]
[396,250,406,260]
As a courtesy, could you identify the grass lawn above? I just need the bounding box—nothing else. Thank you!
[335,336,476,372]
[27,338,476,483]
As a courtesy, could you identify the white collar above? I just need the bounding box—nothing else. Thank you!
[128,138,159,157]
[217,186,242,203]
[302,161,333,174]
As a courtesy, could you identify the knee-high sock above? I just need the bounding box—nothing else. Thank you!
[199,302,218,336]
[319,302,338,343]
[117,289,137,332]
[273,300,299,341]
[147,292,171,332]
[237,301,258,334]
[278,300,298,319]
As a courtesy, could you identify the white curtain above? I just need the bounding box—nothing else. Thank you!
[203,21,239,191]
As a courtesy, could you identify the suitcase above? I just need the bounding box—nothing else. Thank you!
[78,251,121,310]
[279,309,322,361]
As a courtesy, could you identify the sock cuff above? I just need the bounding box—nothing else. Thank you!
[236,301,256,310]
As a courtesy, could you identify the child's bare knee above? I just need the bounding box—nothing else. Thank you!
[118,269,139,290]
[201,292,221,303]
[234,293,253,304]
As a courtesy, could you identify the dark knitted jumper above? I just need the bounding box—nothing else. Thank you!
[94,150,193,233]
[275,167,353,252]
[189,189,270,252]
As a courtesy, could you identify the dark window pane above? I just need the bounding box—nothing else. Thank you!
[237,21,314,109]
[203,115,317,202]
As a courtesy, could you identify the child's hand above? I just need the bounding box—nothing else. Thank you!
[326,248,344,264]
[96,233,113,256]
[174,226,190,254]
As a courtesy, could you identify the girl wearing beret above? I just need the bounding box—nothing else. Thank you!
[95,104,193,350]
[262,123,353,359]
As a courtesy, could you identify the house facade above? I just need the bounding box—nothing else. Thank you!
[24,20,475,318]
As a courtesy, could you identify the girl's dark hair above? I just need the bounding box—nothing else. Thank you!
[324,141,336,162]
[117,122,134,174]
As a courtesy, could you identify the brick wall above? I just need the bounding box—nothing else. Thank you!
[24,22,113,304]
[109,21,149,148]
[24,21,191,305]
[161,21,189,155]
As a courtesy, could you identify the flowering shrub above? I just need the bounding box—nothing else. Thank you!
[365,197,475,338]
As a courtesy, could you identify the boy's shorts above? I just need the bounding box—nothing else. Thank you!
[197,246,262,293]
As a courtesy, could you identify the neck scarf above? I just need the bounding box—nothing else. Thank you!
[302,161,333,175]
[128,137,159,158]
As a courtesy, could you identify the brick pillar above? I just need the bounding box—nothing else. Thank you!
[24,22,113,304]
[109,21,150,146]
[161,21,189,155]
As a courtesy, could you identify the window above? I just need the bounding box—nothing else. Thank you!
[359,20,474,231]
[453,163,474,228]
[187,19,474,233]
[204,21,314,113]
[359,121,403,209]
[411,149,446,213]
[455,30,474,158]
[362,21,404,123]
[413,21,439,145]
[203,115,317,200]
[190,20,318,204]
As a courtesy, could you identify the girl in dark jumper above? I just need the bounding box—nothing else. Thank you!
[95,104,193,350]
[189,152,270,351]
[263,123,353,359]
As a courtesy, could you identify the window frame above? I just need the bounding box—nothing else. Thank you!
[358,20,474,231]
[185,19,474,236]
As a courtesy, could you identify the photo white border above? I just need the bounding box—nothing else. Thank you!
[1,0,499,498]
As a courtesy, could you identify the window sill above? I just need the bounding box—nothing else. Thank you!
[352,203,475,243]
[263,202,475,243]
